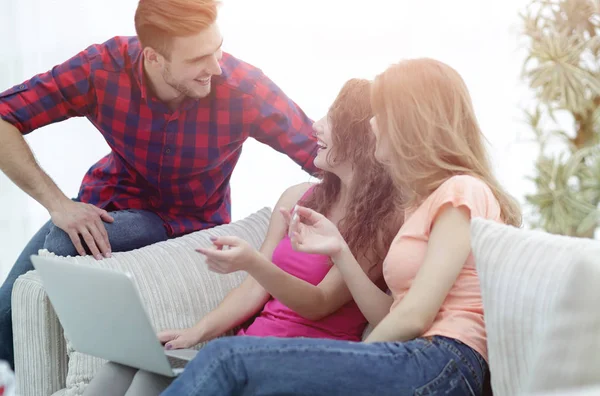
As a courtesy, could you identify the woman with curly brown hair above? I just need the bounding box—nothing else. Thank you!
[84,78,402,396]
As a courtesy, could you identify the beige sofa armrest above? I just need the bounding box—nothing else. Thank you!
[12,271,68,396]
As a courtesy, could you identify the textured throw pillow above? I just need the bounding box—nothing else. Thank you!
[524,255,600,394]
[41,207,271,396]
[470,218,600,396]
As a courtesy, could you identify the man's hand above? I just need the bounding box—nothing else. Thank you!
[49,200,114,259]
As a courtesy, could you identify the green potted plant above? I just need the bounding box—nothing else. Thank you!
[521,0,600,237]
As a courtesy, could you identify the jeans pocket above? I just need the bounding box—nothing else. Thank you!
[382,338,432,356]
[414,359,476,396]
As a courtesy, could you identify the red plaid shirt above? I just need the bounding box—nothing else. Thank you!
[0,36,318,237]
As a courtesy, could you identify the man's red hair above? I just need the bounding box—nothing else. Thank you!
[134,0,219,56]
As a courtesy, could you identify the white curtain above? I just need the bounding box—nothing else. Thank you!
[1,0,534,281]
[1,1,30,281]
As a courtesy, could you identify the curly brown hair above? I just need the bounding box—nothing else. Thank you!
[301,79,403,270]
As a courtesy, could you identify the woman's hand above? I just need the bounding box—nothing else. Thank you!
[158,328,203,350]
[280,206,347,258]
[196,236,262,274]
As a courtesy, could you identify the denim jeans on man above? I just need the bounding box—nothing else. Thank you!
[0,209,168,370]
[161,335,489,396]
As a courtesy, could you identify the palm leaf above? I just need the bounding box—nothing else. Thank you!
[522,0,600,237]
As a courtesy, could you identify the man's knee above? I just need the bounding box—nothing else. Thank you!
[105,210,168,252]
[43,225,78,257]
[41,210,167,257]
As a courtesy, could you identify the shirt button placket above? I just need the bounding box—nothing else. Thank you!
[165,111,179,155]
[161,111,179,185]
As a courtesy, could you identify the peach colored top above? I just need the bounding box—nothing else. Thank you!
[382,175,501,361]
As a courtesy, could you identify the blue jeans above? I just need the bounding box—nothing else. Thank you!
[0,209,169,370]
[161,335,489,396]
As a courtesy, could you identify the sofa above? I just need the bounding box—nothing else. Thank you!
[10,208,600,396]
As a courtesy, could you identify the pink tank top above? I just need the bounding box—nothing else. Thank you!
[237,190,368,341]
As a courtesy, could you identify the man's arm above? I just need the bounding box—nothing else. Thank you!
[0,119,69,213]
[0,119,113,258]
[0,45,114,258]
[249,73,319,176]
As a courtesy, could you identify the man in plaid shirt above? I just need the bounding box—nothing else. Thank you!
[0,0,318,369]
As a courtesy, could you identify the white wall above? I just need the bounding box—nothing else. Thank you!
[0,0,538,281]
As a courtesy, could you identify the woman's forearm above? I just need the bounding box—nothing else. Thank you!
[365,316,423,343]
[364,300,427,343]
[247,254,328,321]
[332,246,393,326]
[193,276,270,341]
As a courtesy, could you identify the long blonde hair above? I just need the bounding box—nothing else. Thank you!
[371,58,522,226]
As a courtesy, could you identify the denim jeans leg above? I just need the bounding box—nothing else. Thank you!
[43,209,169,255]
[161,335,487,396]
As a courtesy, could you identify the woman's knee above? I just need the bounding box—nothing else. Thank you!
[197,337,235,361]
[127,370,173,396]
[184,337,244,375]
[84,362,137,396]
[200,336,263,358]
[101,362,137,379]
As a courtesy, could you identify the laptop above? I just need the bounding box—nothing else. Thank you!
[30,255,198,377]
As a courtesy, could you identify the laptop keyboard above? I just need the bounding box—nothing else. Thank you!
[167,355,188,369]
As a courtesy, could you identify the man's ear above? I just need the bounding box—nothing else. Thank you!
[143,47,164,68]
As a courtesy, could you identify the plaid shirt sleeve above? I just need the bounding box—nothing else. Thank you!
[0,48,96,135]
[250,73,319,175]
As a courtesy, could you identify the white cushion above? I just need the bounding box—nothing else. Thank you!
[470,218,600,396]
[41,208,271,396]
[527,386,600,396]
[524,255,600,394]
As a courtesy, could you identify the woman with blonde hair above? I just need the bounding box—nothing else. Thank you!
[160,58,520,396]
